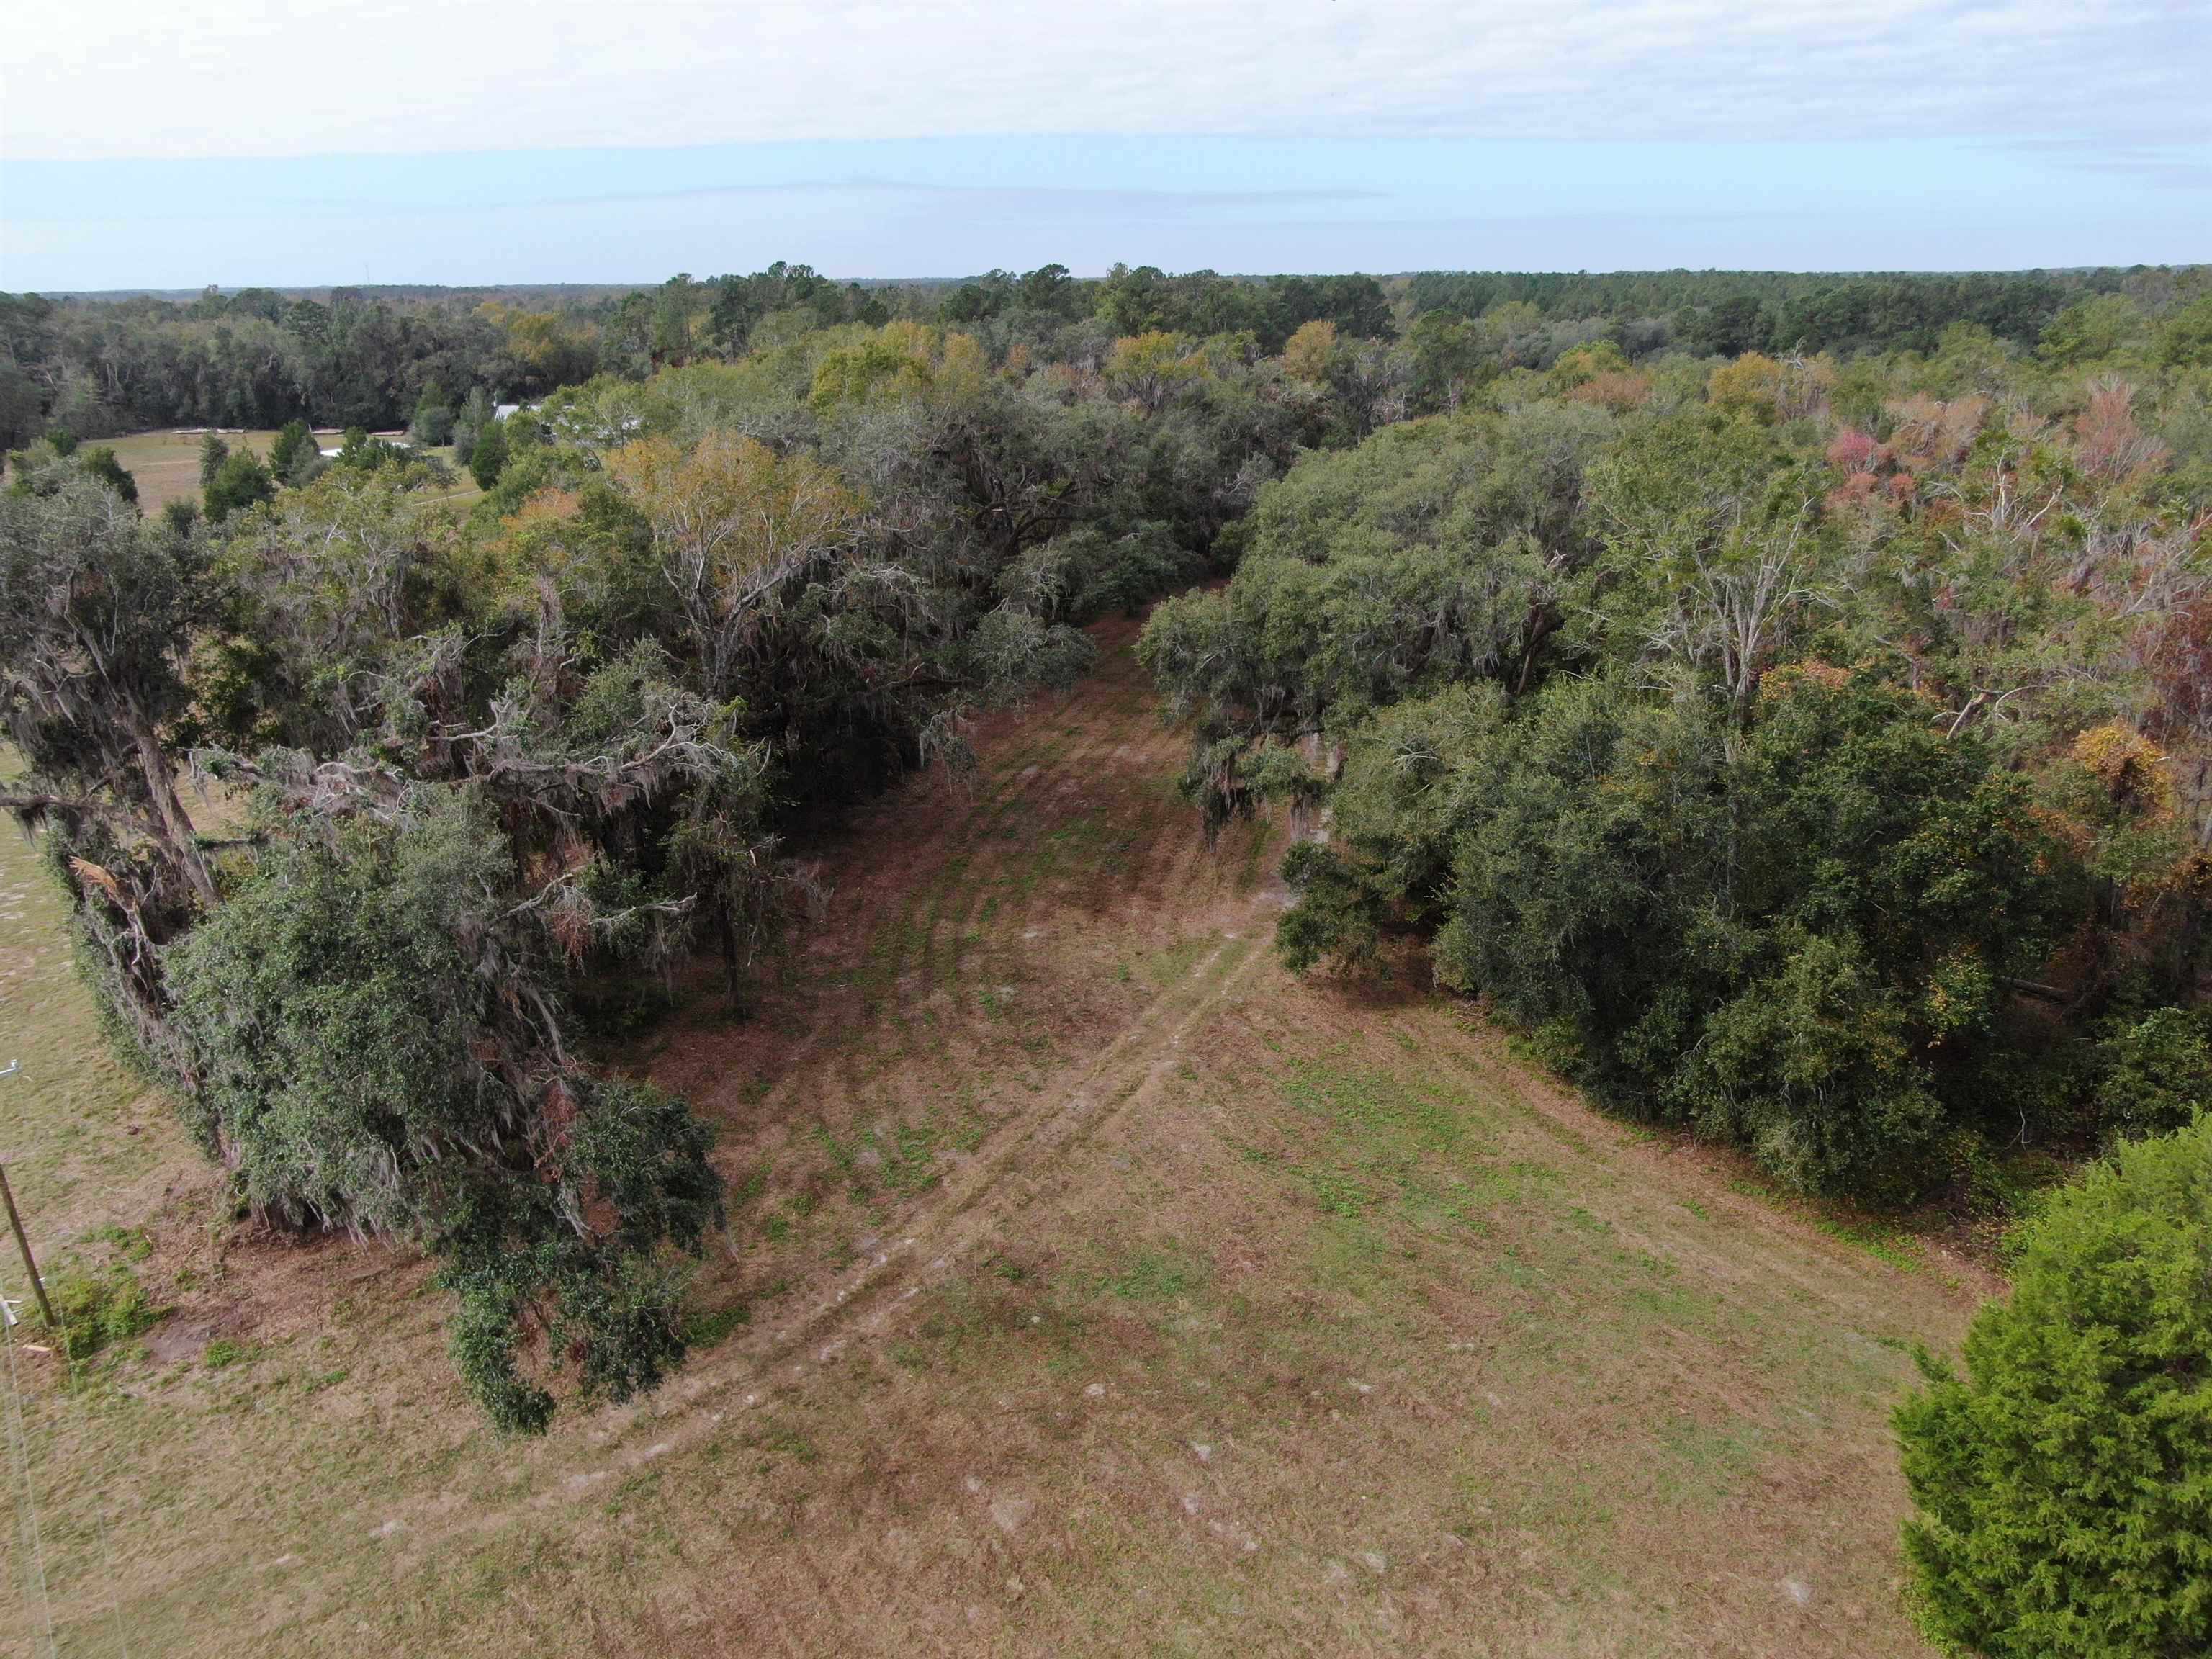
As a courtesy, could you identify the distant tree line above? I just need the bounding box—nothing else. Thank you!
[1403,268,2118,355]
[0,287,590,439]
[7,262,2204,450]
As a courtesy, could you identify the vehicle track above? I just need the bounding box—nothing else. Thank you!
[611,613,1288,1452]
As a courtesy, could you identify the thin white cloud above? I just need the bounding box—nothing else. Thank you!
[4,0,2205,160]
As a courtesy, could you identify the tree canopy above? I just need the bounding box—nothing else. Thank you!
[1896,1117,2212,1659]
[1141,289,2211,1205]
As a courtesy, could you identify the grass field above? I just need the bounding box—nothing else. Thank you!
[91,428,485,513]
[0,619,1989,1656]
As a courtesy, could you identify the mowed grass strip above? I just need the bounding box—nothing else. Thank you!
[0,786,186,1241]
[342,982,1970,1658]
[802,1004,1966,1658]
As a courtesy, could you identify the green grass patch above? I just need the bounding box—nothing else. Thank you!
[1138,930,1218,989]
[50,1262,162,1360]
[685,1301,753,1349]
[1810,1218,1925,1274]
[1724,1177,1926,1272]
[1099,1246,1207,1303]
[202,1337,259,1370]
[91,1223,156,1263]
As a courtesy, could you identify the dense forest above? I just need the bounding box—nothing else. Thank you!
[1139,318,2212,1205]
[5,258,2210,1651]
[4,262,2202,443]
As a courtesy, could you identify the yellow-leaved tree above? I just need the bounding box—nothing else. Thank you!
[1104,331,1199,413]
[1283,318,1337,382]
[605,432,863,696]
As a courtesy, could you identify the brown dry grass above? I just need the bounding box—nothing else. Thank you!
[89,429,484,513]
[91,430,288,513]
[0,619,1983,1657]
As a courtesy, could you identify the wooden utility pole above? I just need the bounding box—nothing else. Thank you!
[0,1164,52,1329]
[0,1058,53,1328]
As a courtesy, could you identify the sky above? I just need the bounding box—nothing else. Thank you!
[1,0,2207,288]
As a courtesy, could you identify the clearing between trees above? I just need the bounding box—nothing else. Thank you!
[3,619,1986,1656]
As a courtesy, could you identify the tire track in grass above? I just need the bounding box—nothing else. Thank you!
[670,663,1107,1128]
[754,923,1270,1365]
[343,612,1292,1575]
[591,902,1280,1517]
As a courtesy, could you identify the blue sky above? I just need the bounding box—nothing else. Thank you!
[2,2,2207,288]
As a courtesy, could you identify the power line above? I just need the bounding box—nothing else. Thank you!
[0,1050,60,1653]
[0,1061,135,1658]
[92,1493,130,1659]
[1,1267,60,1659]
[50,1272,133,1659]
